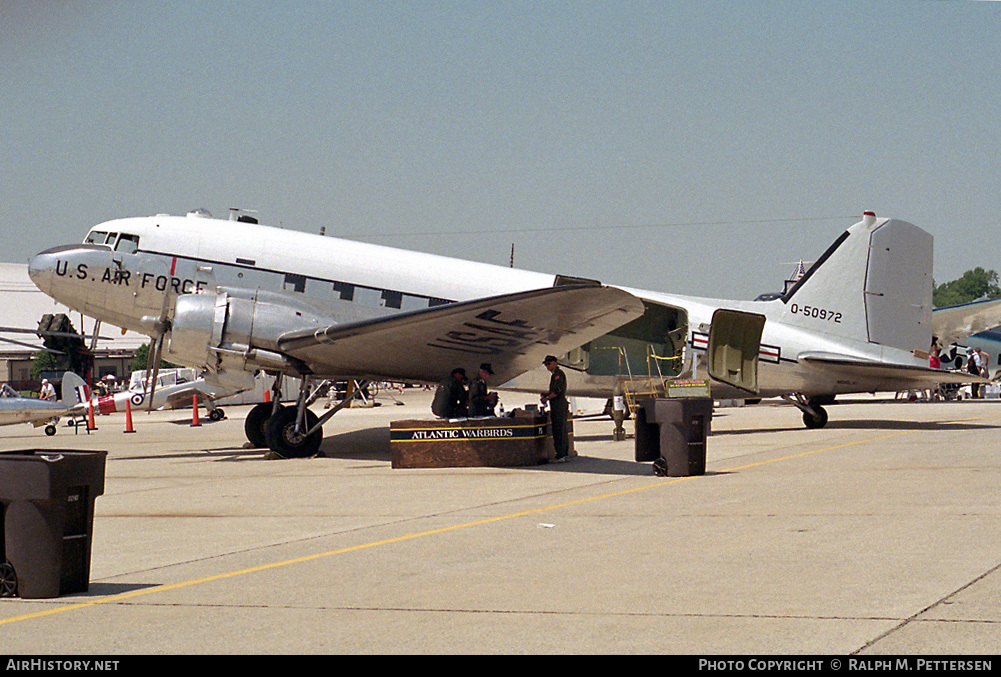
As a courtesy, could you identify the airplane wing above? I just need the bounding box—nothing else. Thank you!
[278,285,645,384]
[161,387,220,409]
[797,352,987,387]
[932,298,1001,346]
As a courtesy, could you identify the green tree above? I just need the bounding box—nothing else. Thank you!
[933,267,1001,308]
[30,350,60,380]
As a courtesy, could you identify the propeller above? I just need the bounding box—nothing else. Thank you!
[140,282,174,412]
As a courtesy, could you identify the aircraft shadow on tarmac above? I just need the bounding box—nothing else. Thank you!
[711,418,999,436]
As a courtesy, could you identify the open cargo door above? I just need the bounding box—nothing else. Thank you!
[707,309,765,394]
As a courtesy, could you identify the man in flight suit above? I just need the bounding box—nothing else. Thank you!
[540,355,570,462]
[468,363,498,417]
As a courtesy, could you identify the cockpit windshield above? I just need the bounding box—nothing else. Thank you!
[83,230,140,253]
[115,234,139,254]
[84,230,111,246]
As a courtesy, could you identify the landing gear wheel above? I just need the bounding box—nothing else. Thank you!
[245,402,278,448]
[652,457,669,477]
[209,408,225,422]
[264,407,322,458]
[803,406,828,429]
[0,561,17,597]
[44,424,56,436]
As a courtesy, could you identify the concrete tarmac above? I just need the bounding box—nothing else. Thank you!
[1,389,999,655]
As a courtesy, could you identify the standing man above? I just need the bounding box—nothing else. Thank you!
[541,355,570,462]
[967,348,985,398]
[977,348,990,379]
[39,378,56,401]
[468,363,498,417]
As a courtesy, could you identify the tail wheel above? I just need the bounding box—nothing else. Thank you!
[803,406,828,429]
[209,408,225,422]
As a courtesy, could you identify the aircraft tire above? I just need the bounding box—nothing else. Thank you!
[245,402,276,448]
[803,406,828,429]
[44,424,57,436]
[209,408,225,422]
[264,407,322,459]
[0,561,17,597]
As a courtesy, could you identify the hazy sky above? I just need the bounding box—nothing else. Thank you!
[3,1,999,299]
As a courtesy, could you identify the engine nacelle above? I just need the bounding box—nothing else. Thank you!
[165,289,335,375]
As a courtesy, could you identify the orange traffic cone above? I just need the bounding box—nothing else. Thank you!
[264,388,271,403]
[124,398,136,433]
[87,398,98,431]
[190,394,201,427]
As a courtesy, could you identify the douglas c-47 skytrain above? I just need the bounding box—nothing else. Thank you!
[28,209,997,457]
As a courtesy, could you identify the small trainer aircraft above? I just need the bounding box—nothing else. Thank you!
[68,368,240,421]
[0,372,87,436]
[28,209,995,456]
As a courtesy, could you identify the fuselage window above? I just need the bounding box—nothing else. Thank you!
[333,281,354,301]
[381,290,403,309]
[283,273,306,293]
[115,234,140,254]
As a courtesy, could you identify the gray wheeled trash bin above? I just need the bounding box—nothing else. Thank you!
[634,398,712,476]
[0,450,106,599]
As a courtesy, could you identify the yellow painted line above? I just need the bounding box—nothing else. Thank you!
[0,418,984,627]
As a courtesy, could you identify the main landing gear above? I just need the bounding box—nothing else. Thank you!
[244,374,370,458]
[783,393,830,429]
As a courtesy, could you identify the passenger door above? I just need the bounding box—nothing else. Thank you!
[706,309,765,394]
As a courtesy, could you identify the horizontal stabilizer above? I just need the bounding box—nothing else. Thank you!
[798,351,987,387]
[932,298,1001,346]
[278,285,645,383]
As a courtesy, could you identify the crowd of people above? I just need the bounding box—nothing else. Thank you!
[928,337,994,399]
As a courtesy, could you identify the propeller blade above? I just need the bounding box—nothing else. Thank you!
[89,320,102,352]
[146,333,165,411]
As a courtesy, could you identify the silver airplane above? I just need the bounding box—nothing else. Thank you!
[27,209,994,457]
[0,372,87,436]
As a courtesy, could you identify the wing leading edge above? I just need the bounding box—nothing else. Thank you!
[278,285,645,384]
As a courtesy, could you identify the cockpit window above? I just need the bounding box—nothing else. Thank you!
[84,230,109,245]
[115,234,140,254]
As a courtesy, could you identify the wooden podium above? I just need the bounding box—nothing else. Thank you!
[389,413,574,469]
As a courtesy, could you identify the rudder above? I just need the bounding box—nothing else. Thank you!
[779,212,933,353]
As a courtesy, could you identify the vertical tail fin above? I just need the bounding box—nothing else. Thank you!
[779,212,933,352]
[61,371,89,407]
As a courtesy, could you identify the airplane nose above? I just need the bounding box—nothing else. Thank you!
[27,249,56,293]
[28,244,81,294]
